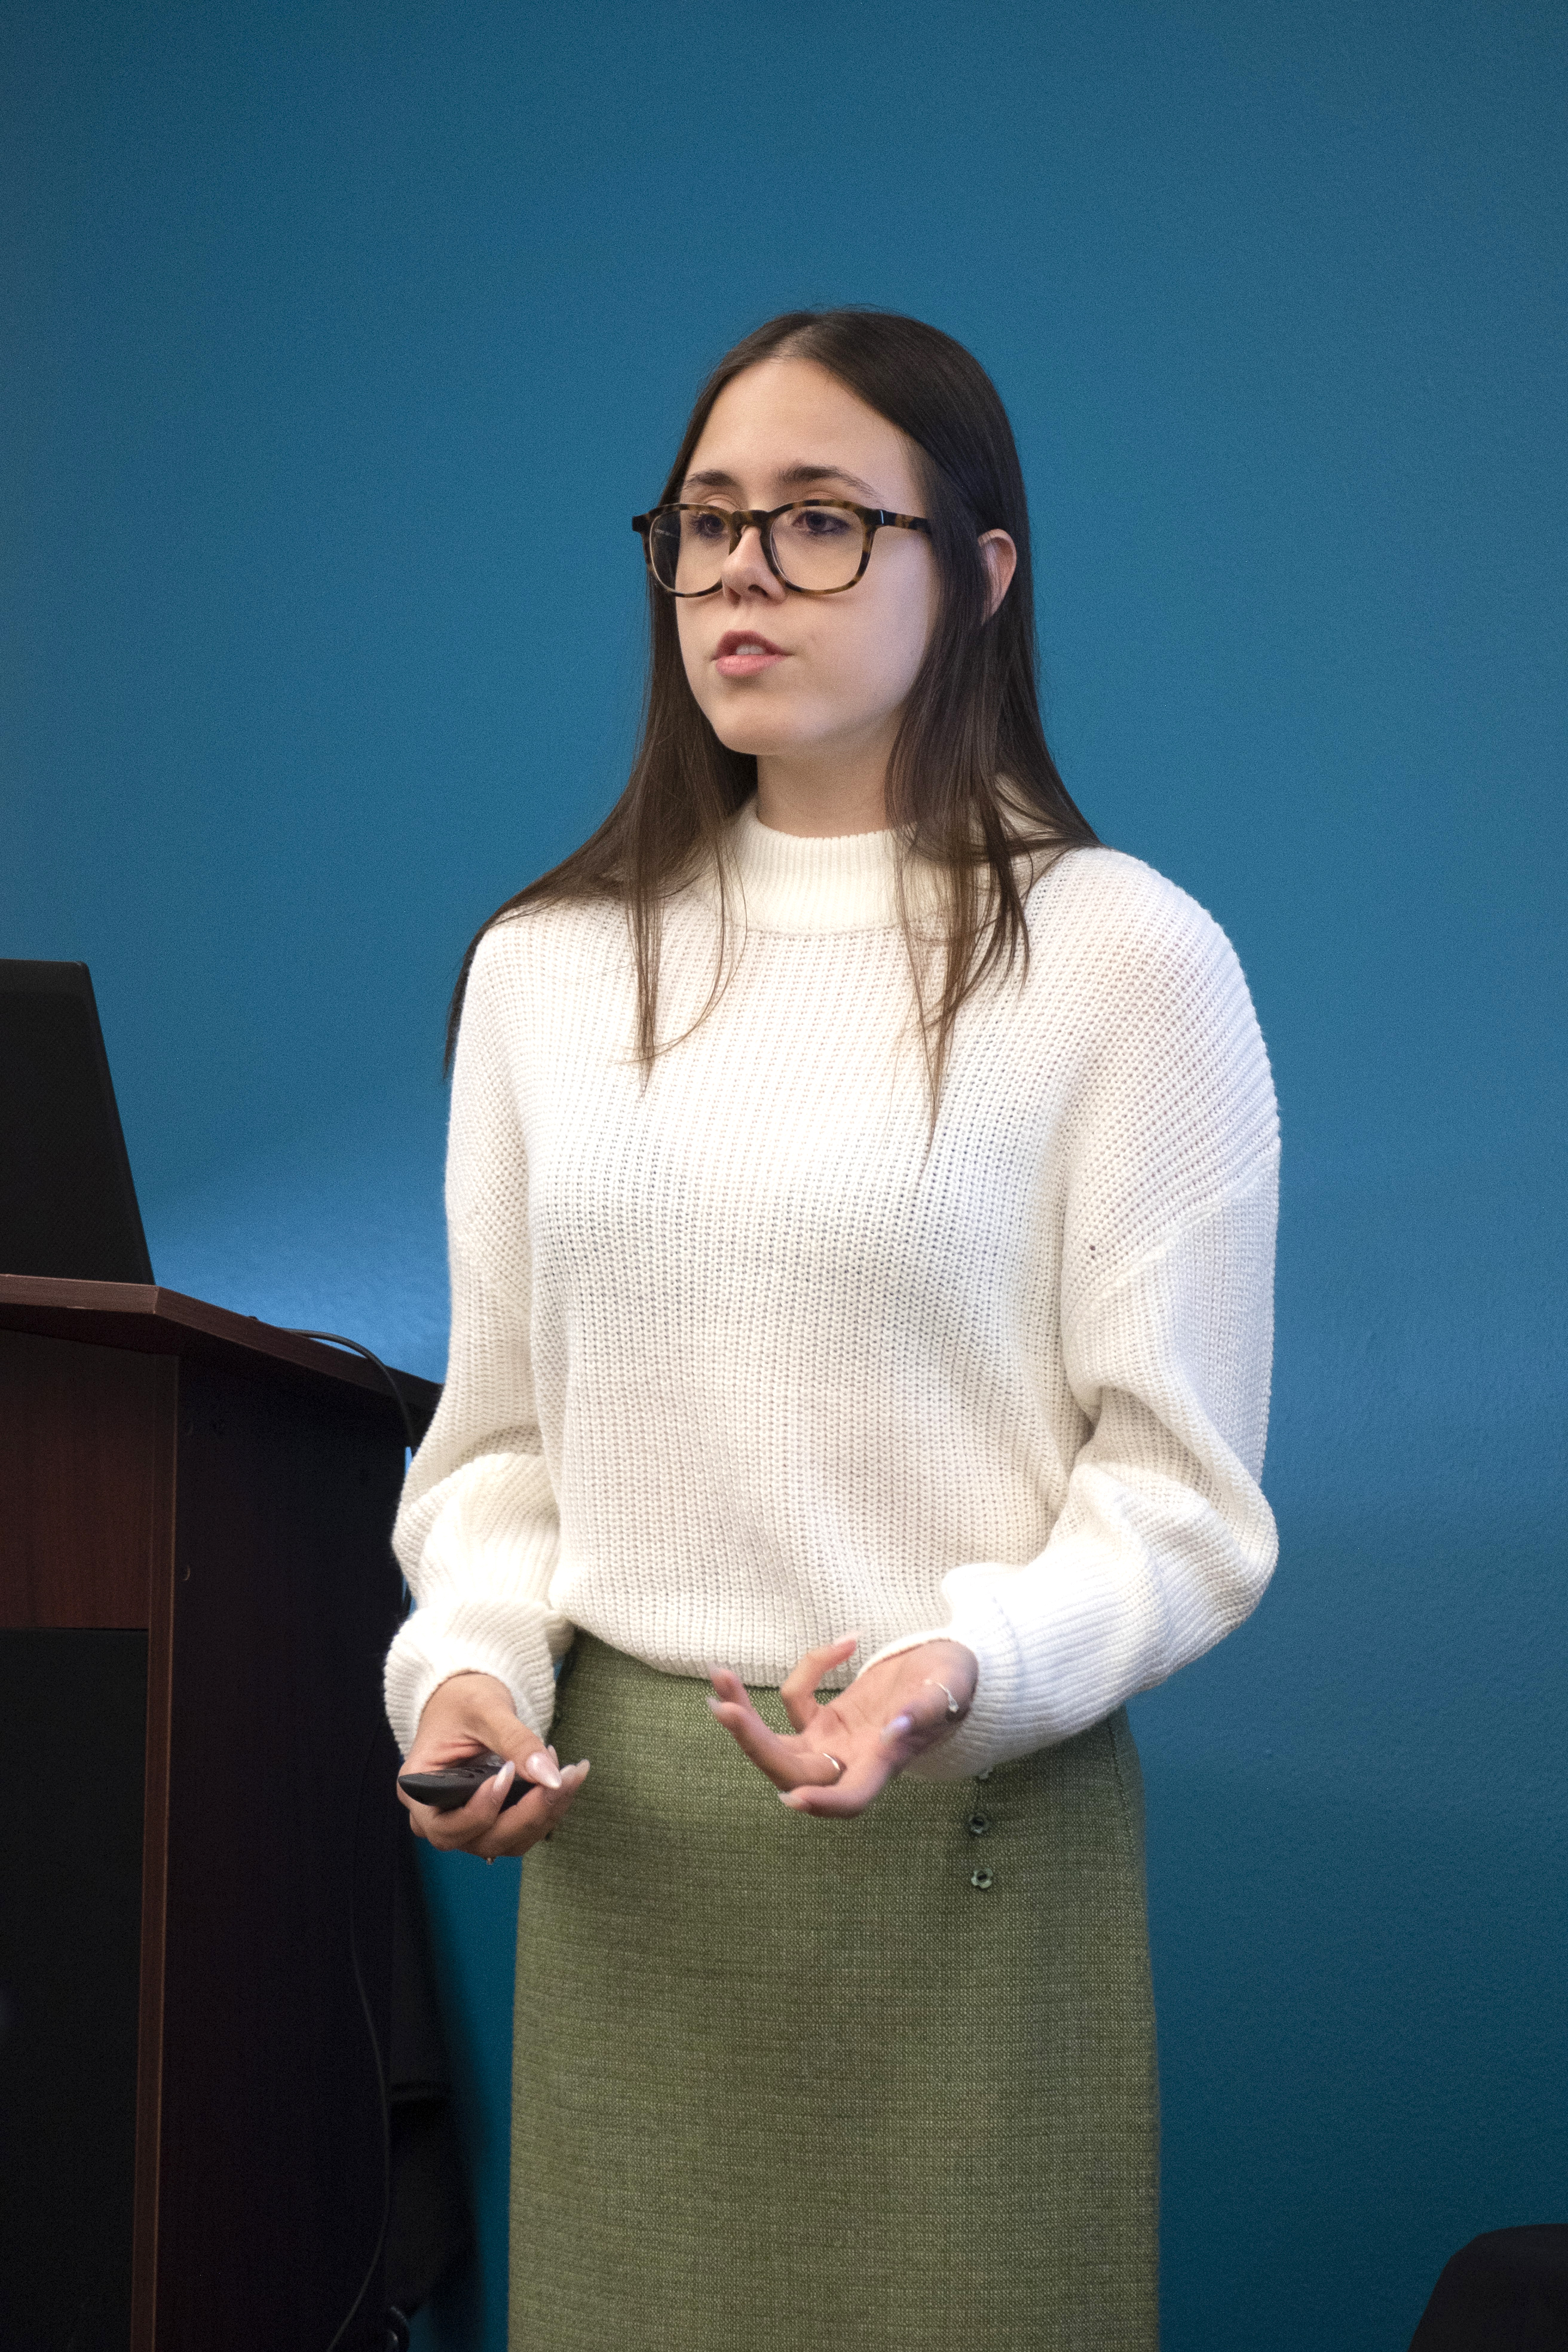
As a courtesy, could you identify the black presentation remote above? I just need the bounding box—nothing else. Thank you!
[398,1750,531,1813]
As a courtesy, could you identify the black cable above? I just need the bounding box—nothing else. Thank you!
[323,1719,394,2352]
[293,1332,418,1624]
[289,1328,422,1455]
[286,1327,421,2352]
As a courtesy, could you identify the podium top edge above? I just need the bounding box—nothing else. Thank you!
[0,1273,440,1439]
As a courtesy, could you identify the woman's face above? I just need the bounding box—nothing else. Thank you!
[673,357,941,783]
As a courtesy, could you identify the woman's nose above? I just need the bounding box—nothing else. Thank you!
[721,523,785,599]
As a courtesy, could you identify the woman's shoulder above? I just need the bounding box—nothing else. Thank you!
[1022,847,1272,1117]
[465,893,628,996]
[1033,841,1229,942]
[1030,844,1254,1004]
[1019,849,1277,1181]
[451,896,632,1079]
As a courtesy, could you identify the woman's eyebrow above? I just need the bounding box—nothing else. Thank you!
[680,461,883,500]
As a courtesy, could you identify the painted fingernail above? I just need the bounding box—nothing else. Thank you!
[565,1759,590,1786]
[524,1751,562,1790]
[706,1695,727,1716]
[883,1714,915,1741]
[492,1759,516,1796]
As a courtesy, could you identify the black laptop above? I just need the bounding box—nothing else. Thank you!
[0,960,154,1282]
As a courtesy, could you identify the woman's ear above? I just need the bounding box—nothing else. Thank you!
[979,529,1018,621]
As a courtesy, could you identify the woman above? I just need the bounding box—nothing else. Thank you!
[388,308,1279,2350]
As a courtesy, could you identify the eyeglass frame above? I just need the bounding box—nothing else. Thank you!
[631,500,932,597]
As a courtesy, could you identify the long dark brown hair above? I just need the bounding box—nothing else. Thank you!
[448,308,1098,1100]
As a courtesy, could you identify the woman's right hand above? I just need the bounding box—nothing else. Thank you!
[398,1670,589,1860]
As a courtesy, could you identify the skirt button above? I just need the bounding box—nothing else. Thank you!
[970,1867,994,1891]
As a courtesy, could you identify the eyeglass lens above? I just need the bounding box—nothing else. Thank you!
[648,505,865,595]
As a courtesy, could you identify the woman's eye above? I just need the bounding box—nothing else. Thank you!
[789,507,853,538]
[688,510,730,543]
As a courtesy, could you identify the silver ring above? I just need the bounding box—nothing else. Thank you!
[926,1679,963,1720]
[819,1753,844,1780]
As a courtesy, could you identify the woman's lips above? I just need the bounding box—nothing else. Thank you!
[714,630,787,679]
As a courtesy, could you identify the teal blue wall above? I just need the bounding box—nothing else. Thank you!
[4,5,1564,2344]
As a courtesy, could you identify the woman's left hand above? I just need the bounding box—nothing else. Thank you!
[707,1635,979,1817]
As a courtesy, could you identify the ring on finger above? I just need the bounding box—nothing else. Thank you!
[924,1679,964,1720]
[819,1753,844,1780]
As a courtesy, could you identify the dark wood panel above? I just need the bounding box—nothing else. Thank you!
[155,1356,405,2351]
[0,1275,440,1443]
[131,1367,177,2352]
[0,1296,419,2348]
[0,1328,166,1627]
[0,1630,149,2352]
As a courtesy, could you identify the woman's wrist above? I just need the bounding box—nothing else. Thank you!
[874,1638,978,1729]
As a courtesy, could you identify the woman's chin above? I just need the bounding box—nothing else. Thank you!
[707,720,809,761]
[702,704,838,764]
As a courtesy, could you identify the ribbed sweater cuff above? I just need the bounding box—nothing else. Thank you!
[858,1588,1024,1782]
[384,1597,562,1756]
[908,1587,1030,1779]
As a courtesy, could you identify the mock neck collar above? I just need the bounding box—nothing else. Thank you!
[720,799,941,934]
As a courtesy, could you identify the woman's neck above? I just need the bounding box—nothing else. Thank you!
[753,746,892,838]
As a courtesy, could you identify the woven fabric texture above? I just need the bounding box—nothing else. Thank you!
[385,809,1279,1777]
[509,1636,1159,2351]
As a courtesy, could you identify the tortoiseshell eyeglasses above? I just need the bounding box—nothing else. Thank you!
[632,501,931,598]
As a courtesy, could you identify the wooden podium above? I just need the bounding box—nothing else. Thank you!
[0,1275,440,2352]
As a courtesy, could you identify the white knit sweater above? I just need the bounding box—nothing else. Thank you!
[385,805,1279,1780]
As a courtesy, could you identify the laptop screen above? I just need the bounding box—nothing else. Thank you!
[0,960,154,1284]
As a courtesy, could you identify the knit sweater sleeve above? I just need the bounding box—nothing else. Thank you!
[382,929,571,1755]
[872,873,1281,1779]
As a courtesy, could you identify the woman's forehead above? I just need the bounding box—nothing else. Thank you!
[684,357,918,502]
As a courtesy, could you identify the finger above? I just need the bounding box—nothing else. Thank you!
[709,1665,775,1710]
[877,1678,963,1760]
[779,1633,859,1734]
[779,1743,899,1820]
[469,1707,565,1791]
[429,1756,583,1857]
[401,1723,564,1799]
[413,1673,562,1784]
[419,1753,569,1850]
[471,1759,590,1858]
[482,1759,589,1853]
[417,1755,521,1851]
[707,1679,840,1791]
[706,1689,801,1788]
[706,1677,810,1783]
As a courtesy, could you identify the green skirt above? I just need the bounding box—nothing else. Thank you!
[510,1636,1158,2350]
